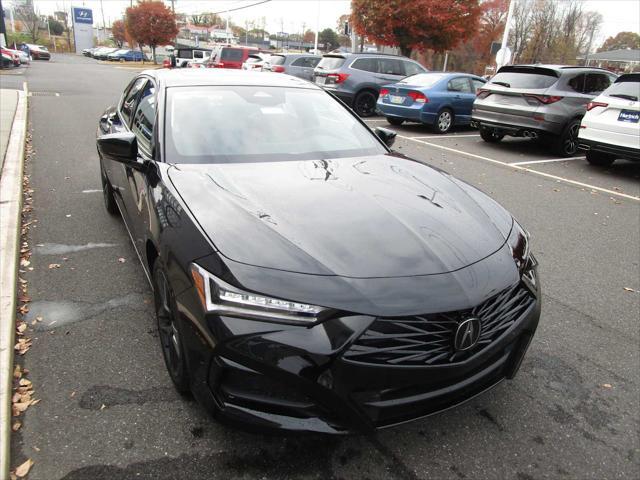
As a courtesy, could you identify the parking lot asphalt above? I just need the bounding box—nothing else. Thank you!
[9,55,640,480]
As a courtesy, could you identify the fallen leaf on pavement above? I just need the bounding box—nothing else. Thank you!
[602,383,612,389]
[101,404,107,410]
[20,259,30,267]
[13,365,21,379]
[623,287,636,292]
[19,378,32,387]
[17,323,27,334]
[18,304,29,315]
[12,421,22,432]
[70,391,76,398]
[48,263,61,269]
[15,458,34,477]
[35,316,42,322]
[118,257,126,263]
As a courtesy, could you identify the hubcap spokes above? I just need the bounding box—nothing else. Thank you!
[156,272,181,371]
[439,112,451,131]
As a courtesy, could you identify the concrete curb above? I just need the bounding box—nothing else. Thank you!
[0,84,28,480]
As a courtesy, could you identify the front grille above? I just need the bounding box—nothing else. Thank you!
[343,284,534,366]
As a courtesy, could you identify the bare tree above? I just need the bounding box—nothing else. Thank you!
[15,5,42,43]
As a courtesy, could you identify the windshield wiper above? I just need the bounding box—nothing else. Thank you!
[492,81,511,88]
[609,93,638,101]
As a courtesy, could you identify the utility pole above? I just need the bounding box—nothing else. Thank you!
[99,0,106,42]
[313,1,319,53]
[496,0,515,69]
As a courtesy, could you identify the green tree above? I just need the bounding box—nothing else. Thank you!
[47,17,64,36]
[319,28,339,51]
[598,31,640,52]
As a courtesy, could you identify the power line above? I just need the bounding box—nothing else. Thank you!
[210,0,271,15]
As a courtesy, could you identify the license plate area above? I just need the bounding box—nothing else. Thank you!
[315,76,326,85]
[618,110,639,123]
[389,95,404,104]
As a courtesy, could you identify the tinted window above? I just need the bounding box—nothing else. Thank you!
[403,61,424,76]
[584,73,612,94]
[471,78,486,93]
[490,71,558,89]
[177,49,193,59]
[317,56,346,70]
[379,58,404,75]
[166,86,386,164]
[351,57,378,72]
[220,48,244,61]
[193,50,204,59]
[269,55,286,65]
[604,78,640,101]
[131,82,156,155]
[120,78,147,126]
[448,77,472,93]
[291,56,319,67]
[567,74,586,93]
[399,73,446,87]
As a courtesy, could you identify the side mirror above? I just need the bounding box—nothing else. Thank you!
[97,132,139,165]
[374,127,397,148]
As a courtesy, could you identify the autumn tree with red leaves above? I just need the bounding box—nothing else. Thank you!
[112,20,127,48]
[126,1,178,64]
[351,0,482,57]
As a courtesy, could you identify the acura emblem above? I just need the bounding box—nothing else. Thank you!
[454,318,481,351]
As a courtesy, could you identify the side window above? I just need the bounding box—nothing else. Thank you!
[351,57,377,72]
[471,78,486,93]
[584,73,612,94]
[403,61,424,76]
[567,73,586,93]
[131,81,156,155]
[193,50,204,59]
[307,57,321,68]
[291,57,308,67]
[379,58,404,75]
[120,78,147,127]
[448,77,473,93]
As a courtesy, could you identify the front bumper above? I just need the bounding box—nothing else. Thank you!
[177,271,541,434]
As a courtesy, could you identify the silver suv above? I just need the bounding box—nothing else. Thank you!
[313,53,427,116]
[472,65,617,156]
[263,53,321,81]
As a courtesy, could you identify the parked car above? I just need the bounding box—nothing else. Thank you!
[241,53,271,72]
[313,53,427,116]
[174,47,212,68]
[1,53,15,69]
[578,73,640,165]
[0,48,21,67]
[263,53,320,81]
[471,65,617,156]
[25,44,50,60]
[377,72,486,133]
[93,47,119,60]
[107,49,146,62]
[5,48,30,64]
[202,46,259,69]
[96,69,540,434]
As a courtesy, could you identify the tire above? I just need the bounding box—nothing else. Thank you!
[434,109,454,134]
[586,150,615,166]
[100,166,119,216]
[554,119,581,157]
[386,117,404,126]
[153,260,190,394]
[480,127,505,143]
[353,90,378,117]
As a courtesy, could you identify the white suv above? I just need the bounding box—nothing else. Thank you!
[578,73,640,165]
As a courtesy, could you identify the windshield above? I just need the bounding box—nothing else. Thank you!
[165,86,386,164]
[399,73,447,87]
[604,78,640,101]
[220,48,244,61]
[268,55,285,65]
[317,56,345,70]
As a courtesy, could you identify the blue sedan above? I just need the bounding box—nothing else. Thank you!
[107,49,146,62]
[377,72,486,133]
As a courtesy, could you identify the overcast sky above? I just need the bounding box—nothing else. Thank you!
[20,0,640,47]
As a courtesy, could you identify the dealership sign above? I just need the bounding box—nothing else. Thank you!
[73,8,93,24]
[72,7,93,54]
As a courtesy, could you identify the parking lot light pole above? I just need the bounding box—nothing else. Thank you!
[314,0,319,53]
[497,0,515,69]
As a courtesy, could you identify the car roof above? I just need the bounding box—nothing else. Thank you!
[326,52,407,58]
[271,53,318,58]
[506,64,614,74]
[147,69,320,89]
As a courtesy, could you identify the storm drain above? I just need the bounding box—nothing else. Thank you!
[28,91,60,97]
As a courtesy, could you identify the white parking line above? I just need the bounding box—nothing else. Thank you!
[511,156,585,166]
[412,134,481,140]
[364,119,387,122]
[398,135,640,201]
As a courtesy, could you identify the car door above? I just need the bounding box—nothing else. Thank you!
[447,76,475,122]
[289,56,320,80]
[124,79,158,256]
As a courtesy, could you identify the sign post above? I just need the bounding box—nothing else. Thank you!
[71,7,93,54]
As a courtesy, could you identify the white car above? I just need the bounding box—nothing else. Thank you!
[241,53,271,71]
[5,48,30,64]
[579,73,640,166]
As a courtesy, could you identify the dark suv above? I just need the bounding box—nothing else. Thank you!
[313,53,427,116]
[472,65,618,156]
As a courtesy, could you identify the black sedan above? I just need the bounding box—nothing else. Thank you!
[96,69,540,434]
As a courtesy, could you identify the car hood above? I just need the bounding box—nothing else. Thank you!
[168,154,513,278]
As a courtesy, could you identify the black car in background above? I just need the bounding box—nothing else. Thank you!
[96,69,541,433]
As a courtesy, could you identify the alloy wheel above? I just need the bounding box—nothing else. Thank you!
[562,122,580,156]
[355,92,376,117]
[155,270,183,380]
[437,111,452,133]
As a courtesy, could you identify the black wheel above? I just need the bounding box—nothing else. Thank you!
[434,108,454,134]
[353,90,378,117]
[586,150,615,166]
[554,119,581,157]
[153,261,190,393]
[100,166,118,215]
[480,127,505,143]
[386,117,404,126]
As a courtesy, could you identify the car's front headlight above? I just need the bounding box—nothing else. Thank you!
[190,263,326,324]
[507,220,538,291]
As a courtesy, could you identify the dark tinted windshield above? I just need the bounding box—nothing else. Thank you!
[317,56,346,70]
[399,73,447,87]
[490,69,558,89]
[220,48,244,61]
[269,55,286,65]
[177,49,193,58]
[165,86,386,164]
